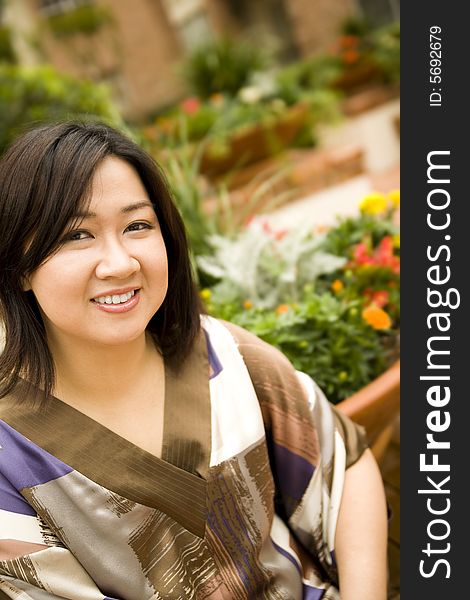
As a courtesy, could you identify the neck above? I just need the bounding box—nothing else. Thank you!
[48,331,160,407]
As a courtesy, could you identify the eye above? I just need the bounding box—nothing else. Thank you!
[63,230,91,242]
[125,221,154,233]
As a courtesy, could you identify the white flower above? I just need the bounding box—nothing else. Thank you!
[239,86,263,104]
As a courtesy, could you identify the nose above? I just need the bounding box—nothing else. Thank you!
[95,238,140,280]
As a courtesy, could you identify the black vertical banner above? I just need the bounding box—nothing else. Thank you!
[401,3,466,597]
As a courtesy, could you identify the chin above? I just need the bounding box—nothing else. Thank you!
[91,327,147,348]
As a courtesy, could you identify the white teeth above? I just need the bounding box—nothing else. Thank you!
[94,290,136,304]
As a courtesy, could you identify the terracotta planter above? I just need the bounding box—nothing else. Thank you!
[199,102,311,178]
[332,61,381,93]
[337,360,400,463]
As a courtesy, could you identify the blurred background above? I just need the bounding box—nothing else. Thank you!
[1,1,400,597]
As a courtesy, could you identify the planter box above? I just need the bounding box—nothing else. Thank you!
[203,144,365,225]
[199,102,311,179]
[341,84,400,117]
[337,360,400,463]
[332,62,382,93]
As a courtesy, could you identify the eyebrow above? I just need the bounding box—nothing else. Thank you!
[74,201,154,219]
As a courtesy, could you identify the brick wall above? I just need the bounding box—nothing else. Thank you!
[283,0,357,56]
[10,0,362,119]
[100,0,186,119]
[23,0,187,121]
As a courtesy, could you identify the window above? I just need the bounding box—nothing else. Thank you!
[161,0,212,52]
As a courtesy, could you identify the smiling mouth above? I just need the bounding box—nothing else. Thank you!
[92,289,139,305]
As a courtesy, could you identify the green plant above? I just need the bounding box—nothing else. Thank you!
[147,88,339,162]
[319,192,400,324]
[159,137,294,272]
[321,212,397,258]
[340,15,373,37]
[161,143,215,261]
[205,289,390,405]
[197,224,346,308]
[199,192,400,404]
[0,64,124,155]
[0,24,15,64]
[275,56,343,103]
[46,4,112,37]
[183,36,267,99]
[368,22,400,83]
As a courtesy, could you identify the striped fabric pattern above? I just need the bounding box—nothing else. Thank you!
[0,317,367,599]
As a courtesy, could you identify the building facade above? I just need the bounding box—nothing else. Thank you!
[3,0,399,121]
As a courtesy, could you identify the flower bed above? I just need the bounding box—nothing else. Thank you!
[198,190,400,405]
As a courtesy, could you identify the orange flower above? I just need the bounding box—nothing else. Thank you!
[243,300,253,310]
[209,93,225,107]
[340,35,359,49]
[331,279,344,293]
[343,49,360,64]
[276,304,290,315]
[362,305,392,330]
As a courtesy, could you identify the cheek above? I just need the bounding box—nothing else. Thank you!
[150,240,168,284]
[155,256,169,301]
[29,257,87,308]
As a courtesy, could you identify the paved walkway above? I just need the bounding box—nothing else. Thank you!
[259,95,400,229]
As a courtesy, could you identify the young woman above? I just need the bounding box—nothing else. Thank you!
[0,122,388,599]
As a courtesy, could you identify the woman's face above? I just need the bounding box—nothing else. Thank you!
[26,156,168,351]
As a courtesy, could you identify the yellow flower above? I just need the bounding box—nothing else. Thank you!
[359,192,387,215]
[243,299,253,310]
[338,371,348,381]
[388,189,400,208]
[392,234,400,249]
[276,304,290,315]
[331,279,344,293]
[362,305,392,330]
[200,288,211,300]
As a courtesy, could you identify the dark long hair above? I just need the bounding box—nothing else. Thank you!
[0,121,202,402]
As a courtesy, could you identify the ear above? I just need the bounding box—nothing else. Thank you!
[21,276,32,292]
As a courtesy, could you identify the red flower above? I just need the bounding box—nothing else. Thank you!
[375,236,394,262]
[351,236,400,273]
[371,290,390,308]
[353,242,371,264]
[181,97,200,115]
[262,221,273,235]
